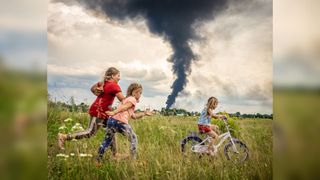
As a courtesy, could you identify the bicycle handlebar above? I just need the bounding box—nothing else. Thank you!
[222,117,229,126]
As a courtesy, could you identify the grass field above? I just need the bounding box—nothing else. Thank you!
[48,106,272,180]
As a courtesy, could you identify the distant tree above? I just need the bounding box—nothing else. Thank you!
[173,108,177,116]
[69,96,77,112]
[256,113,262,118]
[79,102,88,112]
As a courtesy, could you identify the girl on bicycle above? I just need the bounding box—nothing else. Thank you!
[96,83,154,163]
[198,96,226,155]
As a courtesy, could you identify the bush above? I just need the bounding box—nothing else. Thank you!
[211,113,240,137]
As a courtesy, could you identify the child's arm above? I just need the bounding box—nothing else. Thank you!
[131,110,154,119]
[208,109,226,120]
[115,92,125,102]
[106,102,133,116]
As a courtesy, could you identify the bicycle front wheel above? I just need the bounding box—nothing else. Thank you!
[224,139,249,163]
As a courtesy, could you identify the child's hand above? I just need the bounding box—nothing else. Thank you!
[106,111,116,116]
[144,110,155,116]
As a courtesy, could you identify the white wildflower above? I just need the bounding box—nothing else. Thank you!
[79,153,93,157]
[64,118,73,122]
[71,123,84,131]
[58,125,66,130]
[56,153,69,158]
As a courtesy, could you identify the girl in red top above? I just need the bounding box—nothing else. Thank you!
[58,67,125,155]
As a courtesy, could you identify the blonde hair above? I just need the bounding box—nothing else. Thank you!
[102,67,120,82]
[126,83,142,97]
[206,96,218,115]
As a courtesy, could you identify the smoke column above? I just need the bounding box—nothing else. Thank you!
[60,0,227,108]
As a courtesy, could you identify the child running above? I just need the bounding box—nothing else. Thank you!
[58,67,125,157]
[198,96,226,155]
[96,83,153,163]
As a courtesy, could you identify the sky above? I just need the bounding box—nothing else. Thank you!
[47,0,273,114]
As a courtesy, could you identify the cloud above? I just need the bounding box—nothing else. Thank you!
[48,0,273,114]
[172,0,272,113]
[48,2,173,69]
[48,1,174,99]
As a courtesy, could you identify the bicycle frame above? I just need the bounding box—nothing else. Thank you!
[191,120,239,154]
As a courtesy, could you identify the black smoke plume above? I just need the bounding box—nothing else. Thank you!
[60,0,227,108]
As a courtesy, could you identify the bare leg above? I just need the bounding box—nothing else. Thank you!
[207,130,218,154]
[58,117,99,150]
[211,125,220,134]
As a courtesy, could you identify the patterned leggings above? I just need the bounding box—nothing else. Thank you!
[98,117,137,159]
[66,116,117,154]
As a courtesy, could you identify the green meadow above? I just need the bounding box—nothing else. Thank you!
[48,104,272,180]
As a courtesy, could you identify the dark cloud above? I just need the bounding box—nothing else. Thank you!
[56,0,228,108]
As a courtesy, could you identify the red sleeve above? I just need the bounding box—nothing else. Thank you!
[109,83,121,95]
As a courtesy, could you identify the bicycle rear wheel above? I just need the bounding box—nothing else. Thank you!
[224,139,249,163]
[181,136,203,156]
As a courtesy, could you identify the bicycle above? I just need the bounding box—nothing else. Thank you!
[181,118,249,162]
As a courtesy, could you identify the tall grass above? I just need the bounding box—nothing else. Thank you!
[48,106,272,179]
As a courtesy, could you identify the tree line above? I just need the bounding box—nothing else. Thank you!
[48,95,273,119]
[159,108,273,119]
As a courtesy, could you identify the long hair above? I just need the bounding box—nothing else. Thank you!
[126,83,142,97]
[206,96,218,115]
[102,67,120,82]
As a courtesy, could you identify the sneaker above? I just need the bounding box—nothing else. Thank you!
[58,133,65,150]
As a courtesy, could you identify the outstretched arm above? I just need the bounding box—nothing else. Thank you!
[208,109,226,120]
[131,110,154,119]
